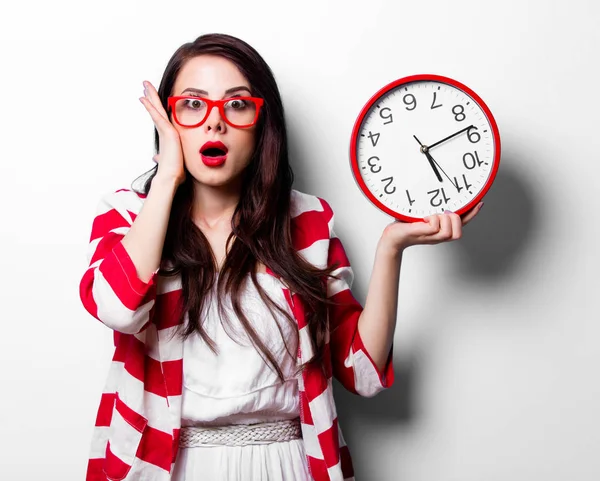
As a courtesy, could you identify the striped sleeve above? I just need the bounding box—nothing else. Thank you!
[320,198,395,397]
[79,189,158,335]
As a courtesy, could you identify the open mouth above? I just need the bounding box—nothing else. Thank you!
[202,147,227,157]
[200,141,228,167]
[200,141,228,157]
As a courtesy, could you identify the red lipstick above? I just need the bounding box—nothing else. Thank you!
[200,141,228,167]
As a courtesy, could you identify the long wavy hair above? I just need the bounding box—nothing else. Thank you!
[133,33,338,380]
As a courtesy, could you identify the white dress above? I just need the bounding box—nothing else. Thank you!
[171,273,311,481]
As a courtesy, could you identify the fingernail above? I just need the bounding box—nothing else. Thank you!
[479,202,484,209]
[444,210,453,214]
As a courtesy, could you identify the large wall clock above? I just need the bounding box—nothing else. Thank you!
[350,74,500,221]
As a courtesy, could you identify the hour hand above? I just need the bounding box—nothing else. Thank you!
[425,152,443,182]
[429,155,459,191]
[413,135,443,182]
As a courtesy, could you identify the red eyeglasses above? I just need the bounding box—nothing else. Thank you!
[167,96,264,128]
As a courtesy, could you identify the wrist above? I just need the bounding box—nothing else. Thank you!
[377,233,405,260]
[151,173,180,190]
[150,174,180,197]
[380,223,409,255]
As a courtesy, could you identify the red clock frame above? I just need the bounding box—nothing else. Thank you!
[349,74,501,222]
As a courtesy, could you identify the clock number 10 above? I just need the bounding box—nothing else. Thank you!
[463,151,485,170]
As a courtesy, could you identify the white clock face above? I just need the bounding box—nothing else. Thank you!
[354,79,498,219]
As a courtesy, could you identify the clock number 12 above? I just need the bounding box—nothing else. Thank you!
[428,188,451,207]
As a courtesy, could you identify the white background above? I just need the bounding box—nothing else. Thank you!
[1,0,599,480]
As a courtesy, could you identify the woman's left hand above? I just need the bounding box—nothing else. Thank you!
[381,201,484,252]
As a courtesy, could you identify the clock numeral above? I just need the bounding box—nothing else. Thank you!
[427,187,451,207]
[403,94,417,111]
[380,107,393,125]
[367,156,382,173]
[463,151,484,170]
[406,189,415,206]
[381,176,396,195]
[452,174,473,193]
[430,91,443,110]
[452,104,466,122]
[467,126,481,143]
[368,131,380,147]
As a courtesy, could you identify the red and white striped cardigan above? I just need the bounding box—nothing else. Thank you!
[79,187,395,481]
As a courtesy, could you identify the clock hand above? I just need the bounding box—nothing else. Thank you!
[428,156,459,190]
[424,151,446,184]
[428,125,475,150]
[413,135,459,190]
[413,135,443,183]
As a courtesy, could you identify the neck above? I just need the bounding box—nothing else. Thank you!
[191,181,242,230]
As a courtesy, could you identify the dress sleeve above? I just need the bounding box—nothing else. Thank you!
[321,198,395,397]
[79,189,159,335]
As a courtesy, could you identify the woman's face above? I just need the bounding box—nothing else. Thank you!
[170,55,258,189]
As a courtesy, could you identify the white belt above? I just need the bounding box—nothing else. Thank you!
[179,418,302,447]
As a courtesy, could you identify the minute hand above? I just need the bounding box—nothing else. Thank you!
[428,125,475,150]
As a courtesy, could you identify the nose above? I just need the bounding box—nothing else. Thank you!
[203,103,226,133]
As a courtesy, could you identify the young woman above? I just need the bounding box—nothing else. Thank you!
[79,33,481,481]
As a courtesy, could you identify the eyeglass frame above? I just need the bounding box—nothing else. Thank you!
[167,96,264,129]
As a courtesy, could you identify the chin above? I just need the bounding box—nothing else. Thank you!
[184,152,252,189]
[188,167,244,189]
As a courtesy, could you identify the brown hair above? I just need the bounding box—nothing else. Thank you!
[133,33,337,379]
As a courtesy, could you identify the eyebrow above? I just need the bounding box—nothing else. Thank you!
[180,86,252,97]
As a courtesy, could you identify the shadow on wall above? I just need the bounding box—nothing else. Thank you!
[331,161,540,475]
[453,163,539,280]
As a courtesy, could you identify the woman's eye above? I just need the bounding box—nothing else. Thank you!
[225,99,247,109]
[184,99,206,110]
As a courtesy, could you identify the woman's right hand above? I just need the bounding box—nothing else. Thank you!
[139,81,186,186]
